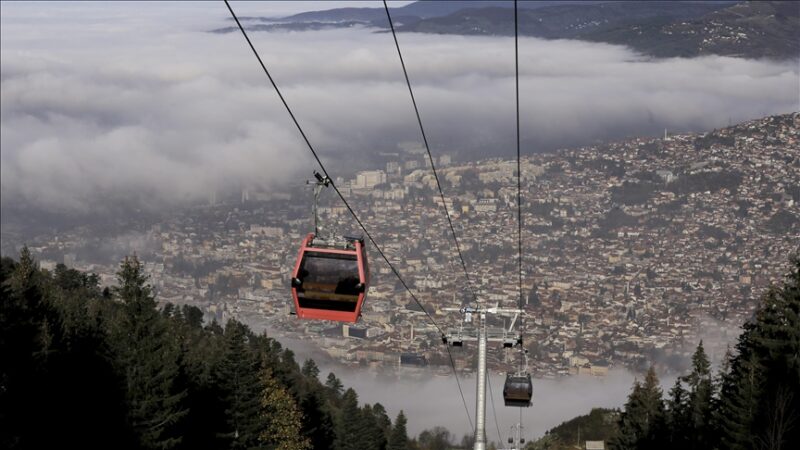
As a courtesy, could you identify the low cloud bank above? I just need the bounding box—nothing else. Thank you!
[2,2,797,216]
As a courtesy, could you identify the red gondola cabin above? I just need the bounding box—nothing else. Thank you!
[291,233,369,322]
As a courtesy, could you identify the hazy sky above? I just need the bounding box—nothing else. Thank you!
[2,1,798,215]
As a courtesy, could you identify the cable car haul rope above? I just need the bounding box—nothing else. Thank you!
[222,0,477,432]
[223,0,535,441]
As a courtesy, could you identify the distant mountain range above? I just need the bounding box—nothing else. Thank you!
[575,1,800,59]
[215,1,799,60]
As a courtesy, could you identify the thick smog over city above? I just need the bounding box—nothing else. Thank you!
[2,2,798,449]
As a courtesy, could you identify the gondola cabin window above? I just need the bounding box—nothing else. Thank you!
[297,251,361,311]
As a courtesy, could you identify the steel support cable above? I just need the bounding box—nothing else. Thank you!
[223,0,474,433]
[381,0,478,431]
[382,0,480,308]
[446,344,475,433]
[513,0,530,379]
[487,373,503,446]
[222,0,440,332]
[515,50,529,389]
[515,0,523,314]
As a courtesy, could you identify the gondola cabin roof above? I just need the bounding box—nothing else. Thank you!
[291,233,369,323]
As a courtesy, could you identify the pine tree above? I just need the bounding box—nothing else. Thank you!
[299,388,336,450]
[181,304,204,329]
[373,403,393,448]
[336,388,367,450]
[54,262,97,293]
[716,257,800,449]
[641,366,666,447]
[2,249,133,450]
[112,255,188,450]
[9,246,39,296]
[260,368,311,450]
[50,263,134,450]
[361,404,388,450]
[682,341,715,448]
[751,259,800,449]
[387,411,409,450]
[5,247,54,363]
[174,320,227,450]
[665,379,690,446]
[611,366,665,449]
[216,320,264,449]
[1,248,52,449]
[326,372,344,398]
[613,381,644,449]
[302,358,321,379]
[717,321,762,449]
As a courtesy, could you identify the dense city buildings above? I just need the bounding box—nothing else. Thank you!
[12,113,800,378]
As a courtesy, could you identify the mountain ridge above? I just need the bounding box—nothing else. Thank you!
[214,1,798,60]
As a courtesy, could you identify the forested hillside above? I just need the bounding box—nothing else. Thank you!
[529,408,620,449]
[0,249,454,450]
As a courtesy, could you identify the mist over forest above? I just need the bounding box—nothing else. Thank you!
[266,317,749,438]
[295,352,677,439]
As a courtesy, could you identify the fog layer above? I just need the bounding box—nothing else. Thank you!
[2,2,797,214]
[275,333,678,441]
